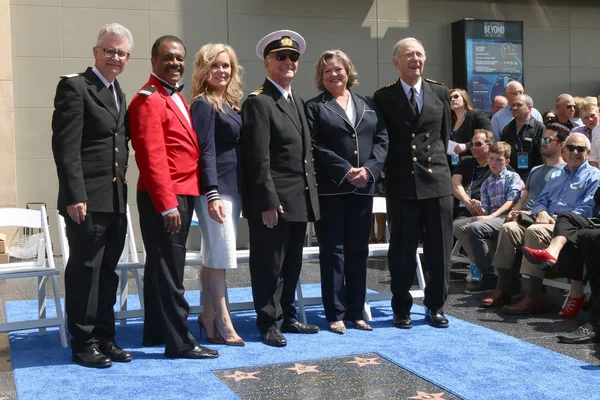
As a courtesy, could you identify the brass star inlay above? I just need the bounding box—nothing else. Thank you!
[222,370,260,382]
[285,363,321,375]
[344,356,381,367]
[408,391,447,399]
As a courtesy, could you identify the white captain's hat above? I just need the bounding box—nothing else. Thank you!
[255,30,306,60]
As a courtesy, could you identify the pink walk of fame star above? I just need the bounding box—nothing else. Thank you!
[408,391,447,399]
[285,363,321,375]
[222,371,260,382]
[344,356,381,367]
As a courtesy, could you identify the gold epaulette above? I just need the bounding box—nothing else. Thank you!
[138,85,157,97]
[60,73,81,79]
[248,86,263,97]
[376,81,397,92]
[425,78,444,85]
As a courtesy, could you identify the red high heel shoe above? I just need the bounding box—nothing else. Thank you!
[198,317,224,344]
[521,247,557,270]
[559,295,585,318]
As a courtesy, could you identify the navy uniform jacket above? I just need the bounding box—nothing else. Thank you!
[374,78,452,204]
[305,90,388,195]
[191,96,242,195]
[51,67,128,216]
[241,78,320,222]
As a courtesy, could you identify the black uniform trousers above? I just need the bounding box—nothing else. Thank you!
[578,229,600,328]
[553,212,589,280]
[137,190,198,353]
[387,195,453,316]
[64,211,126,352]
[315,194,372,322]
[248,218,306,334]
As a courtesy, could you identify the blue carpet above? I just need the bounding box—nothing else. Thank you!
[5,284,600,400]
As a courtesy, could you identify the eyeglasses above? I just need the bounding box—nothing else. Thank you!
[565,144,587,153]
[540,137,558,144]
[450,94,461,100]
[271,52,299,62]
[401,51,426,60]
[471,141,489,148]
[100,48,130,60]
[566,104,576,110]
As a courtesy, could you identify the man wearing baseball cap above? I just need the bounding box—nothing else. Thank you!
[241,30,320,347]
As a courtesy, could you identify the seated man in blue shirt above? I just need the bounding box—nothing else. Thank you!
[502,132,600,315]
[465,142,522,292]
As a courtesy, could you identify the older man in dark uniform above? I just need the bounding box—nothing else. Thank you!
[242,30,320,347]
[374,37,453,329]
[51,23,134,368]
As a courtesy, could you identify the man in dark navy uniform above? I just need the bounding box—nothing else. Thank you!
[374,37,453,329]
[242,30,320,347]
[51,23,134,368]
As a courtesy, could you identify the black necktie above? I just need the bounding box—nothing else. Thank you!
[108,84,119,111]
[287,94,296,109]
[410,87,419,116]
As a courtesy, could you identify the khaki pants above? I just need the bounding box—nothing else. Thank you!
[492,221,553,279]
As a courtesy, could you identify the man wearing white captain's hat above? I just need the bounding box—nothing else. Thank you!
[241,30,320,347]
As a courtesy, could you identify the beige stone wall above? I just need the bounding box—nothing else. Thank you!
[8,0,600,252]
[1,0,18,244]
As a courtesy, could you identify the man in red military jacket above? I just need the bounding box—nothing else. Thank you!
[128,35,218,359]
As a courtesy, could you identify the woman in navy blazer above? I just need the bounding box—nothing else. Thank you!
[190,43,244,346]
[306,50,388,334]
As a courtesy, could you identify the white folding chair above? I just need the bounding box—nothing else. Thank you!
[56,205,144,324]
[0,206,68,347]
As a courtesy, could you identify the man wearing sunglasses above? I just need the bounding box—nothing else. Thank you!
[241,30,320,347]
[502,131,600,315]
[554,94,582,130]
[52,23,133,368]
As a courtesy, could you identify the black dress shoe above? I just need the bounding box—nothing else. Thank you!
[392,314,412,329]
[165,345,219,359]
[100,342,133,363]
[281,320,319,334]
[261,329,287,347]
[72,347,112,369]
[557,323,599,344]
[425,308,449,328]
[465,273,497,293]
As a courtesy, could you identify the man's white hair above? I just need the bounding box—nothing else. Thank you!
[392,37,425,61]
[565,132,591,150]
[96,23,134,49]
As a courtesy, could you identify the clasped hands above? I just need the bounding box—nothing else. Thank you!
[347,167,370,188]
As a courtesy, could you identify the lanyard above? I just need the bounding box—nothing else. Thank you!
[516,118,530,152]
[468,160,486,189]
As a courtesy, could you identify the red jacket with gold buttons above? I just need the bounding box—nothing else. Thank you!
[128,75,200,213]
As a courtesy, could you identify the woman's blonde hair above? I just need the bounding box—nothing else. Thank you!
[314,49,359,92]
[190,43,243,112]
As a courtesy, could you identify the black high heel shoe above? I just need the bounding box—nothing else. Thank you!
[198,317,224,344]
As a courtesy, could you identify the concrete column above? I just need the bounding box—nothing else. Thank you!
[0,0,17,210]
